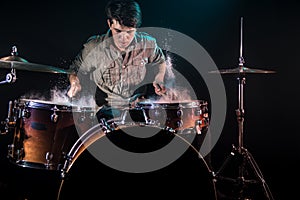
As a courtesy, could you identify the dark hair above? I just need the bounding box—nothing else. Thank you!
[105,0,142,28]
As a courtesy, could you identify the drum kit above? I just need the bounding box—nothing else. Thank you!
[0,46,215,199]
[0,18,275,200]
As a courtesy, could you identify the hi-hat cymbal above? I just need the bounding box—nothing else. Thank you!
[209,66,276,74]
[0,55,73,74]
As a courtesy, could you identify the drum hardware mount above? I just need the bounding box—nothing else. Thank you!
[51,108,59,123]
[0,68,17,85]
[0,46,18,85]
[5,100,26,161]
[114,107,157,126]
[59,118,112,180]
[1,100,18,134]
[210,17,275,200]
[44,152,57,169]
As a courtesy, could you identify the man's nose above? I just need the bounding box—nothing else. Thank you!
[119,32,127,40]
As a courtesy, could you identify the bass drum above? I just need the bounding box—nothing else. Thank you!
[57,124,217,200]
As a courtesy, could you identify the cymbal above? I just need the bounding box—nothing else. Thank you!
[209,66,276,74]
[1,55,29,62]
[0,55,73,74]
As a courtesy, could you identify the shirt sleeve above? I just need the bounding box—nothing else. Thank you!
[69,35,101,74]
[147,38,166,65]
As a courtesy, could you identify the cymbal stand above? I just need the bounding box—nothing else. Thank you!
[212,17,274,200]
[0,46,18,85]
[0,67,17,85]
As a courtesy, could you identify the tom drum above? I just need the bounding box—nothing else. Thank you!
[7,99,97,170]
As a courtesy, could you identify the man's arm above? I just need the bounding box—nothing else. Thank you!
[153,61,167,95]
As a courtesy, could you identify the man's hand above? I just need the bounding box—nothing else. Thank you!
[153,62,167,96]
[153,81,167,96]
[67,74,82,98]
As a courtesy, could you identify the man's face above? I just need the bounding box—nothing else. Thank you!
[108,19,136,51]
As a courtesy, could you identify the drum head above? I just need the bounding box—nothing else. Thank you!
[19,98,73,110]
[58,125,217,200]
[137,99,208,108]
[19,98,96,111]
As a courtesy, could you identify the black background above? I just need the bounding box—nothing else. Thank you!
[0,0,299,199]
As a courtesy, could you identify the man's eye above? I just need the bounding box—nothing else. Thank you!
[113,29,121,33]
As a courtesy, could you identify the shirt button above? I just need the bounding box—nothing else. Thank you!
[122,65,126,69]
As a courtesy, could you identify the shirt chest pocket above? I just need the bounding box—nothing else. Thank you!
[128,57,148,83]
[132,57,148,66]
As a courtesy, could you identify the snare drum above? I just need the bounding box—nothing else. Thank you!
[128,100,209,133]
[7,99,97,170]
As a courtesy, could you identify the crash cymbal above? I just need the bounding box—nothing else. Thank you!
[0,56,73,74]
[209,66,276,74]
[0,55,29,62]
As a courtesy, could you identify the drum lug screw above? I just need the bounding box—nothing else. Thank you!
[22,109,31,118]
[176,120,183,129]
[195,120,203,134]
[51,112,59,123]
[195,109,202,116]
[177,109,183,117]
[45,152,53,169]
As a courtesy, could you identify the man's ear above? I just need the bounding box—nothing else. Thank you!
[107,19,111,28]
